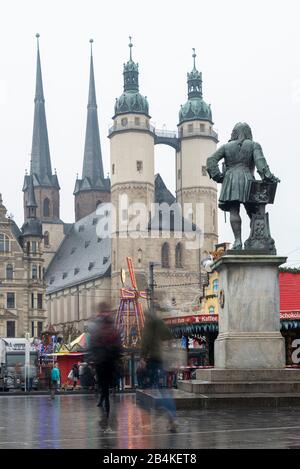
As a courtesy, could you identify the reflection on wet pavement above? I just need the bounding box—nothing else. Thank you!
[0,394,300,449]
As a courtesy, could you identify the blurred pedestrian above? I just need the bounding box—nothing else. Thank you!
[88,302,122,430]
[50,363,60,399]
[141,310,178,432]
[68,363,79,390]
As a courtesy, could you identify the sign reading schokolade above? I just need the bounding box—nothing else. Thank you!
[206,122,280,254]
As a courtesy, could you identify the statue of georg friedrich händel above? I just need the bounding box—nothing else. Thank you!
[206,122,280,252]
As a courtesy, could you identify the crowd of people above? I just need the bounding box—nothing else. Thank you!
[49,301,178,433]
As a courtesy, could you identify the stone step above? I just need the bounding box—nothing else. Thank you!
[136,388,300,410]
[178,380,300,394]
[195,368,300,382]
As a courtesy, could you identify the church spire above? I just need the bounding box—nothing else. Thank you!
[123,36,139,92]
[30,34,57,187]
[81,39,104,185]
[187,48,203,99]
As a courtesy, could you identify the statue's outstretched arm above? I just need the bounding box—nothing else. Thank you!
[206,145,225,183]
[253,142,280,183]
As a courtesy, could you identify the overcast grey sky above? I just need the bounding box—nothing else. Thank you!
[0,0,299,265]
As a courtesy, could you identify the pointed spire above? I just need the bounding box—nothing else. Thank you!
[26,173,38,220]
[30,34,55,186]
[88,39,97,108]
[81,39,104,185]
[187,48,202,99]
[123,36,139,92]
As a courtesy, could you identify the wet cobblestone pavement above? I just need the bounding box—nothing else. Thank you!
[1,394,300,449]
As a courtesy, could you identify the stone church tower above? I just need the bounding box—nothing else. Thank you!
[108,39,155,307]
[23,35,66,268]
[176,50,218,255]
[74,40,110,222]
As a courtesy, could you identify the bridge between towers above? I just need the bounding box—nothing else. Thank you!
[154,129,180,151]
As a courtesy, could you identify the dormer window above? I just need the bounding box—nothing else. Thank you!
[103,256,109,265]
[62,272,68,279]
[50,276,55,284]
[88,262,95,271]
[85,241,90,248]
[74,268,80,275]
[79,225,84,232]
[92,218,97,225]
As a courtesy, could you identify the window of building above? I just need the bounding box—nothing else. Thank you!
[37,293,43,310]
[62,272,68,279]
[97,237,102,243]
[178,169,181,180]
[43,198,50,217]
[135,117,140,126]
[213,279,219,293]
[50,276,55,285]
[31,293,35,309]
[88,262,95,271]
[44,231,49,247]
[136,160,143,173]
[31,321,35,338]
[6,264,13,280]
[32,265,38,280]
[6,321,15,338]
[7,292,15,309]
[137,248,142,266]
[103,256,109,265]
[188,123,193,133]
[161,243,170,268]
[0,233,10,252]
[31,241,37,253]
[79,225,84,232]
[121,117,128,126]
[37,321,43,338]
[175,243,183,268]
[74,268,80,275]
[200,123,205,132]
[26,242,30,255]
[112,164,115,175]
[92,218,97,225]
[202,166,207,176]
[85,240,90,248]
[209,306,215,314]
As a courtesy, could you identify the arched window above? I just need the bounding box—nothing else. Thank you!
[32,265,38,280]
[209,306,215,314]
[44,231,49,247]
[26,241,30,255]
[0,233,10,252]
[213,279,219,293]
[175,243,183,268]
[6,264,13,280]
[161,243,170,268]
[137,248,143,266]
[43,198,50,217]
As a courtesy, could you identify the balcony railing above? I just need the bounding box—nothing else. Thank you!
[108,121,155,135]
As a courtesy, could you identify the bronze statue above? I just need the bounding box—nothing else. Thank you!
[207,122,280,253]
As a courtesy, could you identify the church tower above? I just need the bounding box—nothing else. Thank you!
[23,35,65,267]
[74,40,110,222]
[108,38,155,306]
[176,50,218,254]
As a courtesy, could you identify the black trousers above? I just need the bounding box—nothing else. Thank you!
[95,363,113,418]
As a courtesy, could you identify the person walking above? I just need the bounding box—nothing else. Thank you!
[140,310,178,432]
[68,364,79,390]
[50,363,60,399]
[88,302,122,431]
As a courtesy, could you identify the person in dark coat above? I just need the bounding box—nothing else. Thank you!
[88,302,122,427]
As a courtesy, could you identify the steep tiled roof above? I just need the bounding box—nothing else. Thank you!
[45,210,111,294]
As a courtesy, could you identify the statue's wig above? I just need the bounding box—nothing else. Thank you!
[230,122,253,143]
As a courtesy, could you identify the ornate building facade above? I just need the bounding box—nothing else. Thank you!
[45,39,219,331]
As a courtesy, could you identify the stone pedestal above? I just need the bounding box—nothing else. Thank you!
[213,254,286,369]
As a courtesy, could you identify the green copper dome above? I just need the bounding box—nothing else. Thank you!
[179,49,212,124]
[114,38,149,117]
